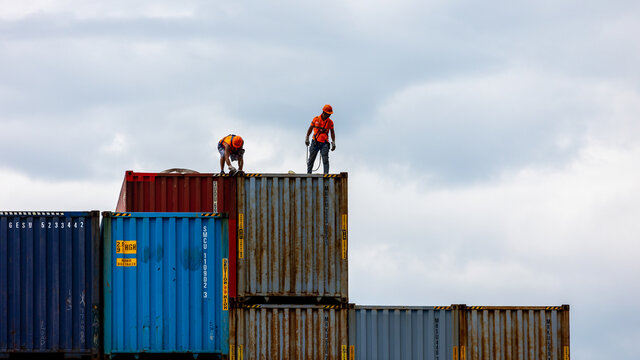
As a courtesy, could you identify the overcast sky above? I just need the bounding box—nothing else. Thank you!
[2,1,639,358]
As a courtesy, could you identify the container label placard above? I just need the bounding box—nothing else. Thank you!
[222,258,229,311]
[341,345,347,360]
[453,346,458,360]
[341,214,348,259]
[116,258,137,267]
[116,240,137,254]
[349,345,355,360]
[564,346,569,360]
[238,213,244,259]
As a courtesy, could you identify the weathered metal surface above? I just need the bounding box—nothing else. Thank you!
[229,304,348,360]
[236,173,349,302]
[115,171,216,212]
[102,212,229,356]
[0,211,100,357]
[349,306,453,360]
[454,305,570,360]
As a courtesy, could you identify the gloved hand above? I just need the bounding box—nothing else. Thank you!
[331,141,336,151]
[305,137,310,146]
[229,165,237,172]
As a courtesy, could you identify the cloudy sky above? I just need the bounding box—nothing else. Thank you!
[2,1,639,358]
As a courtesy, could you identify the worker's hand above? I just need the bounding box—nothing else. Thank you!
[331,141,336,151]
[229,165,237,172]
[305,137,310,146]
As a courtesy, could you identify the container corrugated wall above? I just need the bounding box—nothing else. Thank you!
[115,171,216,212]
[454,305,570,360]
[229,304,348,360]
[236,173,348,302]
[102,212,229,357]
[349,306,453,360]
[0,211,100,357]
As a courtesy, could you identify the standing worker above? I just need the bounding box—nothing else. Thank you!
[305,104,336,174]
[218,134,244,175]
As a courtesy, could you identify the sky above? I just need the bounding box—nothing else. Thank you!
[1,1,639,358]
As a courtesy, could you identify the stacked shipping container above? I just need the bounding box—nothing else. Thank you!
[101,212,230,358]
[0,211,101,358]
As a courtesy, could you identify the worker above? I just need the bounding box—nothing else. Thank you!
[305,104,336,174]
[218,134,244,175]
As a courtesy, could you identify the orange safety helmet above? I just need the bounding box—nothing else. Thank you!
[322,104,333,114]
[232,135,244,148]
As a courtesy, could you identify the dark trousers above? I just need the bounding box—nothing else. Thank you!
[307,140,330,174]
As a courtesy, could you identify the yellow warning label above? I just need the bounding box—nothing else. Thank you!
[349,345,354,360]
[341,345,347,360]
[564,346,570,360]
[461,345,466,360]
[341,214,347,259]
[238,344,243,360]
[116,240,137,254]
[453,346,458,360]
[222,258,229,311]
[238,213,244,259]
[116,258,137,267]
[230,345,234,360]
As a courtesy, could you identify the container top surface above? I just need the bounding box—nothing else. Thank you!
[0,210,97,217]
[125,170,348,179]
[102,211,226,218]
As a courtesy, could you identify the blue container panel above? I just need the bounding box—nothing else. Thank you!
[103,212,229,355]
[0,211,99,355]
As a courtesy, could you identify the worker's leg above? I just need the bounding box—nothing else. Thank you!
[307,141,320,174]
[320,141,330,174]
[218,145,226,172]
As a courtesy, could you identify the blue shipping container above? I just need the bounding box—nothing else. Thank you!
[0,211,100,356]
[102,212,229,357]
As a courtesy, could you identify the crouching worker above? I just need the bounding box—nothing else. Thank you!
[218,134,244,175]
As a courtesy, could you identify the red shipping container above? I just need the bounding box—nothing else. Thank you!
[116,170,237,298]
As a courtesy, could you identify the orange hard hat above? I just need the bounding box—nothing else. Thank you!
[322,104,333,114]
[232,135,244,148]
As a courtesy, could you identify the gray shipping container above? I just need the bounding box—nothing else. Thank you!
[235,173,348,302]
[229,304,349,360]
[349,306,454,360]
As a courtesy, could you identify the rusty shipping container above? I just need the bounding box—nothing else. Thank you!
[348,306,454,360]
[229,304,349,360]
[453,305,570,360]
[236,173,348,303]
[0,211,101,358]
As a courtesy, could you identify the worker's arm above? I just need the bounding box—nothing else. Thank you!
[330,128,336,151]
[305,125,314,145]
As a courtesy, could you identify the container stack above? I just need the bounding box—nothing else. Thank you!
[115,171,350,359]
[0,170,571,360]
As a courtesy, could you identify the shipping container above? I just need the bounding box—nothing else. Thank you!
[229,304,349,360]
[236,173,348,303]
[0,211,101,358]
[348,306,454,360]
[102,212,230,358]
[453,305,570,360]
